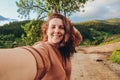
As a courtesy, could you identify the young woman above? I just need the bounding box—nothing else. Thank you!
[0,13,82,80]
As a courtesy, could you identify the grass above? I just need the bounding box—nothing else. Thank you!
[99,34,120,46]
[99,35,120,64]
[109,48,120,64]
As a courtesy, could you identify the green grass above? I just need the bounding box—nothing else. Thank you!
[99,35,120,46]
[109,48,120,64]
[99,34,120,64]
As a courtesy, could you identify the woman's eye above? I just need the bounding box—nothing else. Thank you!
[59,26,64,29]
[51,25,55,29]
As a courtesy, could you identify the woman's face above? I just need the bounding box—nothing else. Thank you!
[47,18,65,46]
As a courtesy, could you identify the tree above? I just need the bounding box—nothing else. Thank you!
[21,20,43,45]
[89,28,109,45]
[16,0,91,19]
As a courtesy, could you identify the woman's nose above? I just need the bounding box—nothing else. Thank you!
[54,27,59,32]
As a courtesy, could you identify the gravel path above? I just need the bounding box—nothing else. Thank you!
[71,52,120,80]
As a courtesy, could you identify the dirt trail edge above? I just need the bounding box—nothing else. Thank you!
[71,52,120,80]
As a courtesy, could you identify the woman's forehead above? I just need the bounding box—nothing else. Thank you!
[49,18,63,25]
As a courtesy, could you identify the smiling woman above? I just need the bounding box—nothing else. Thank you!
[0,13,82,80]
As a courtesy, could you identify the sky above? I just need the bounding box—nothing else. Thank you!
[0,0,21,20]
[0,0,120,22]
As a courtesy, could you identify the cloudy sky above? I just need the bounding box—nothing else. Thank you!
[0,0,19,20]
[70,0,120,22]
[0,0,120,22]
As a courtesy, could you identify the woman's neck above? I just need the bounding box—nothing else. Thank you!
[46,42,60,49]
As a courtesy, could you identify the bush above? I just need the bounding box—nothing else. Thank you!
[21,20,44,46]
[0,34,16,48]
[109,48,120,64]
[99,35,120,46]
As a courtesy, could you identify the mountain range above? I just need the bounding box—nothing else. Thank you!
[0,15,17,26]
[77,18,120,25]
[0,15,9,21]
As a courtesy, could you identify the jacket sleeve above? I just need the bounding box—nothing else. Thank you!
[32,43,50,79]
[22,43,50,80]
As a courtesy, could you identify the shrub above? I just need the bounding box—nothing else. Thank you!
[99,35,120,46]
[21,20,44,46]
[0,34,16,48]
[109,48,120,64]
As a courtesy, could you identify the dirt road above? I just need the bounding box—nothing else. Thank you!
[71,52,120,80]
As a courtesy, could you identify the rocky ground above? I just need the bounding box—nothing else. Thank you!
[71,42,120,80]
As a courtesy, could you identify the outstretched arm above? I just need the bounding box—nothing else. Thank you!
[0,48,37,80]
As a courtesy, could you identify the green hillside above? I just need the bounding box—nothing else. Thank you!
[0,18,120,48]
[74,18,120,25]
[73,18,120,45]
[97,18,120,25]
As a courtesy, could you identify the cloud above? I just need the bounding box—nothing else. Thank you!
[71,0,120,22]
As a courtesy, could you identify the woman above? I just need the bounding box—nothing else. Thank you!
[0,13,82,80]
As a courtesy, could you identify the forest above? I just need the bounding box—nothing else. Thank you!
[0,18,120,48]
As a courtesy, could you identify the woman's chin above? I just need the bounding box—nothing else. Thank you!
[52,41,60,44]
[52,39,62,43]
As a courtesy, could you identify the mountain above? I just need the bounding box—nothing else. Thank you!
[75,18,120,25]
[104,18,120,25]
[0,15,10,21]
[94,18,120,25]
[0,15,17,26]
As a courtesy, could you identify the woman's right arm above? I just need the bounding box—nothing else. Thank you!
[0,48,37,80]
[73,27,82,47]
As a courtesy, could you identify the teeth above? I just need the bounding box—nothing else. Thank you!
[52,34,62,39]
[53,34,60,36]
[53,34,60,37]
[53,36,59,38]
[53,35,61,39]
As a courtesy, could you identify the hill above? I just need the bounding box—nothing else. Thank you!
[0,15,17,26]
[73,18,120,45]
[0,20,30,37]
[74,18,120,25]
[0,15,9,21]
[95,18,120,25]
